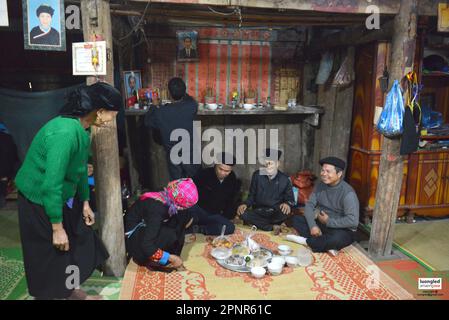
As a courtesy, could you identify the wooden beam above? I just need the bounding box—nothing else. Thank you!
[80,0,127,277]
[368,0,417,258]
[126,0,441,16]
[128,0,400,15]
[307,20,394,55]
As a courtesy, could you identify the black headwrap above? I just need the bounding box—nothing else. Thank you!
[36,4,55,17]
[59,82,122,117]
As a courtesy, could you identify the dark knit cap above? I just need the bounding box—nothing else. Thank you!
[265,148,282,161]
[319,156,346,171]
[36,4,55,17]
[216,152,236,166]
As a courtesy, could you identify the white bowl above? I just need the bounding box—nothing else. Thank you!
[285,256,299,267]
[207,103,218,110]
[250,266,266,278]
[210,247,232,260]
[243,103,254,110]
[270,256,285,266]
[277,244,292,256]
[296,248,313,267]
[267,262,283,276]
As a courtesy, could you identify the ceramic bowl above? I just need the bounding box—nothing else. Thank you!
[207,103,218,110]
[270,256,286,266]
[210,247,232,260]
[277,244,292,256]
[267,262,283,276]
[250,266,266,279]
[285,256,299,267]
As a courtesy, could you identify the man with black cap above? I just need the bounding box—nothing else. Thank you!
[30,4,60,46]
[187,152,240,235]
[286,156,359,255]
[237,148,295,231]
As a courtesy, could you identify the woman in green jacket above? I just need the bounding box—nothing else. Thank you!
[15,82,121,300]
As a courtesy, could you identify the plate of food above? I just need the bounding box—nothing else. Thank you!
[231,244,251,256]
[212,236,233,249]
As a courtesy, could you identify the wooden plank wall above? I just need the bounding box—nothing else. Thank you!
[313,47,356,175]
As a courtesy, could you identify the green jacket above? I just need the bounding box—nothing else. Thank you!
[15,116,90,223]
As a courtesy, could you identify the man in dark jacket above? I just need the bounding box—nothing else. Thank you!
[237,149,295,231]
[187,153,241,235]
[145,77,200,180]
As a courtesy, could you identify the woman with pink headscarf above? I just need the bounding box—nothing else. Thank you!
[124,178,198,269]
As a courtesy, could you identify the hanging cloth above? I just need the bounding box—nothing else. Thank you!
[400,72,421,155]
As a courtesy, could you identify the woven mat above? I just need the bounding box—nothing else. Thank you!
[120,226,413,300]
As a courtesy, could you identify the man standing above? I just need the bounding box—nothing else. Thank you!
[237,149,295,231]
[29,4,60,46]
[179,37,198,59]
[286,157,359,254]
[187,153,241,235]
[145,77,200,180]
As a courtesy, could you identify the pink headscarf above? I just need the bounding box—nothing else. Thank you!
[139,178,198,216]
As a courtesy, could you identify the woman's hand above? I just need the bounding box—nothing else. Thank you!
[82,201,95,226]
[167,254,183,268]
[52,223,69,251]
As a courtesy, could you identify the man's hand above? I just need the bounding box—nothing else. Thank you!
[310,226,322,237]
[237,204,247,216]
[82,201,95,226]
[152,96,160,107]
[167,254,183,268]
[317,210,329,225]
[280,203,291,215]
[52,223,69,251]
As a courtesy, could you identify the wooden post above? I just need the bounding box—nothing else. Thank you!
[368,0,417,258]
[81,0,127,276]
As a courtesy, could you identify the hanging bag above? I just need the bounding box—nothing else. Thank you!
[376,80,405,138]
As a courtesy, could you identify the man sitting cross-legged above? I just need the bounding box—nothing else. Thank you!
[237,149,295,232]
[285,157,359,255]
[187,153,240,235]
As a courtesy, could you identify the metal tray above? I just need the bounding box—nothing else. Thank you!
[215,247,274,273]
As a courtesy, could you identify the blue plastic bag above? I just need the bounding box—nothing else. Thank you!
[376,80,404,137]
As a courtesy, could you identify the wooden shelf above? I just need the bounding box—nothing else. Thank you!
[421,135,449,140]
[125,104,324,126]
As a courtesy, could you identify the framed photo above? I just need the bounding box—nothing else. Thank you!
[438,3,449,32]
[0,0,9,27]
[22,0,66,51]
[177,30,199,62]
[123,71,142,99]
[72,41,107,75]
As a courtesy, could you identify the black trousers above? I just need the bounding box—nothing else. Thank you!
[291,215,356,252]
[186,204,235,235]
[18,194,109,299]
[241,207,288,231]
